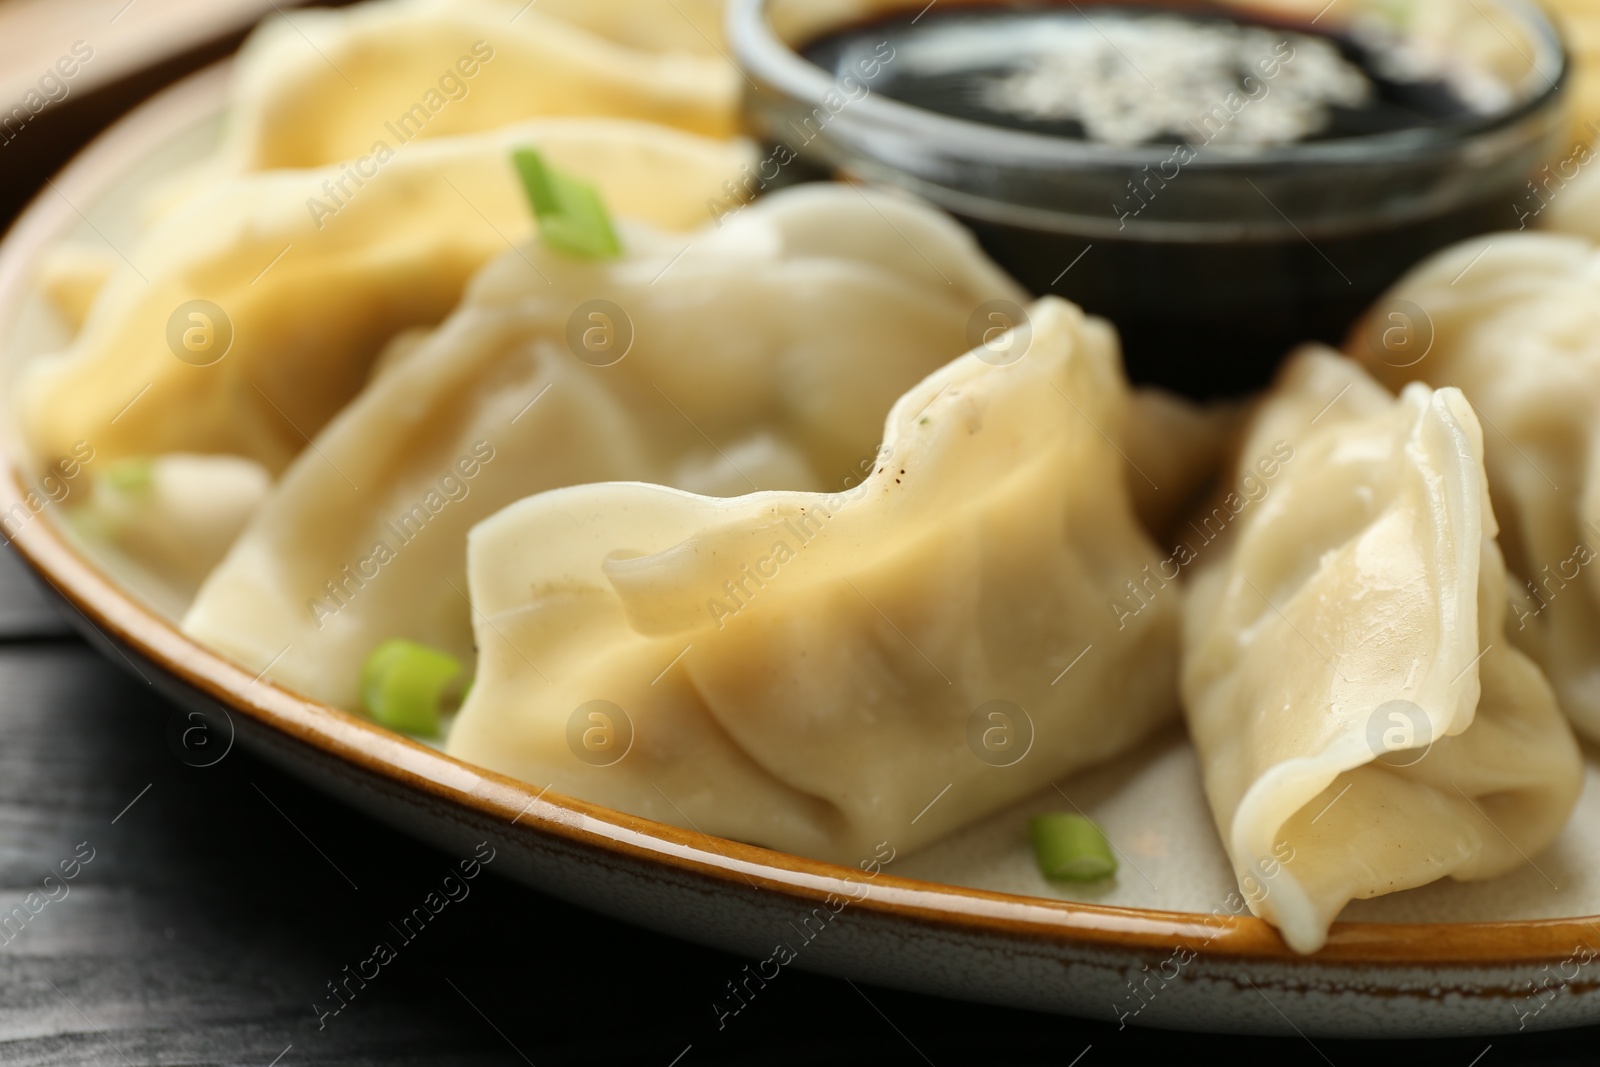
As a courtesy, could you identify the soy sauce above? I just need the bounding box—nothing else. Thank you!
[804,3,1490,147]
[786,1,1550,397]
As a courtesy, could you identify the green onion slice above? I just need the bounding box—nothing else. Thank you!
[104,458,154,495]
[360,639,463,738]
[511,147,623,260]
[1029,813,1118,883]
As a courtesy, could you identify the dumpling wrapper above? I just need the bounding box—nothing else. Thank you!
[18,120,752,476]
[65,455,272,619]
[522,0,727,55]
[1545,0,1600,158]
[181,184,1029,711]
[36,244,118,333]
[1350,233,1600,739]
[223,0,737,170]
[1547,151,1600,241]
[1124,388,1240,540]
[444,297,1181,863]
[1183,350,1581,955]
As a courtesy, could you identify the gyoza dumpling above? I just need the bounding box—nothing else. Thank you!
[17,120,750,476]
[37,244,117,333]
[224,0,736,170]
[1182,350,1580,955]
[1533,0,1597,239]
[1349,233,1600,738]
[181,184,1029,712]
[1548,151,1600,240]
[444,297,1180,863]
[524,0,725,54]
[64,456,272,619]
[1545,0,1600,157]
[1124,388,1240,539]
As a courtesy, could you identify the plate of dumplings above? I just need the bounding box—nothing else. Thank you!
[4,0,1600,1038]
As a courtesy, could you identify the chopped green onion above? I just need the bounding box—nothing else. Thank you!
[360,639,462,738]
[1029,813,1117,883]
[511,147,623,260]
[104,459,154,495]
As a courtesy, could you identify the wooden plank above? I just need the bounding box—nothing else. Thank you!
[0,543,73,640]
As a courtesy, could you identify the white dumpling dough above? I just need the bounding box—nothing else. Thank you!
[17,120,751,477]
[1545,0,1600,158]
[66,455,272,619]
[181,184,1028,713]
[1547,153,1600,240]
[1124,388,1240,539]
[223,0,737,170]
[1183,350,1581,955]
[522,0,727,56]
[36,243,118,333]
[1350,233,1600,739]
[445,297,1181,863]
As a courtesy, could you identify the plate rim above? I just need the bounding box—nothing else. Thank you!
[4,56,1597,973]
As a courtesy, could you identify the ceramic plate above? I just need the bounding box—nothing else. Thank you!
[5,61,1600,1040]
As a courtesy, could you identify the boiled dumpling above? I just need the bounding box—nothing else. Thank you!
[1532,0,1598,239]
[17,120,751,477]
[1546,0,1600,157]
[1349,233,1600,739]
[445,297,1181,863]
[64,455,272,620]
[181,184,1028,712]
[1182,350,1581,954]
[523,0,726,55]
[1547,151,1600,240]
[37,243,118,333]
[1124,388,1240,539]
[223,0,737,170]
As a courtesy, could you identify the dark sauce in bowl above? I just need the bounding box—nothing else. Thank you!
[735,0,1567,396]
[805,4,1483,143]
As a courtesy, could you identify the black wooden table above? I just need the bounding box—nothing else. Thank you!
[0,544,1595,1065]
